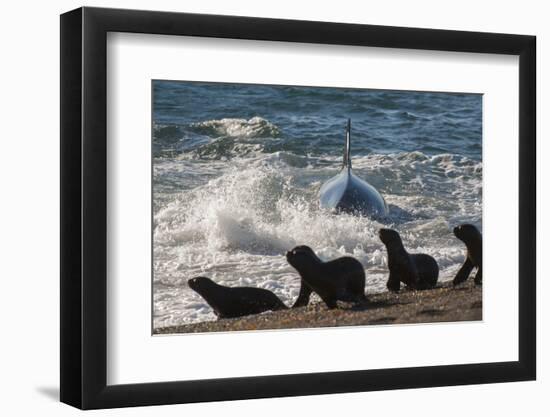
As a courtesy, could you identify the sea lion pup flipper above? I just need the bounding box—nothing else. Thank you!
[474,265,482,285]
[453,257,474,285]
[319,295,338,309]
[386,272,401,292]
[292,279,313,308]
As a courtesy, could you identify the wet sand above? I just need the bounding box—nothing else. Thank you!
[154,280,481,335]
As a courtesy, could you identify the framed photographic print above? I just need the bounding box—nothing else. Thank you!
[60,6,536,409]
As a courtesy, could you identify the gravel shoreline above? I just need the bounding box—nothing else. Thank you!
[154,280,481,335]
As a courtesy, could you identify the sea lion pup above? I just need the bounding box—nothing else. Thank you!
[452,224,482,286]
[378,228,439,292]
[188,277,288,319]
[286,245,367,309]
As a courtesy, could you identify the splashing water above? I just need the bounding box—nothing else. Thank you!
[152,82,482,328]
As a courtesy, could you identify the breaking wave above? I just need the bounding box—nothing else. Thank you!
[153,151,481,327]
[191,117,281,139]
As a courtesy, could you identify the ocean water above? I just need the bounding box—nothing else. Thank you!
[152,81,482,329]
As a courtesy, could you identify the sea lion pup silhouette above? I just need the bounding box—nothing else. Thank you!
[378,228,439,292]
[452,224,482,286]
[188,277,288,319]
[286,245,367,309]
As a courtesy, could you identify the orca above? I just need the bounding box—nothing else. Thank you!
[319,119,388,217]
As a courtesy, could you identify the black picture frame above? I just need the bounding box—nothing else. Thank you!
[60,6,536,410]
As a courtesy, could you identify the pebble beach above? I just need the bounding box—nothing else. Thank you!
[154,280,481,334]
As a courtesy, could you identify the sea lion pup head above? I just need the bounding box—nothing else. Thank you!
[378,228,403,249]
[286,245,322,273]
[187,276,218,295]
[453,224,481,242]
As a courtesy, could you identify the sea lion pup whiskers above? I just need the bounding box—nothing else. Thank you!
[378,228,439,292]
[452,224,482,286]
[188,277,288,319]
[286,245,367,309]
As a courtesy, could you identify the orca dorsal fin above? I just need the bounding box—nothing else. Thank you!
[343,118,352,171]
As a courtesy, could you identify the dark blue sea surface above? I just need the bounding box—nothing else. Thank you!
[152,81,482,328]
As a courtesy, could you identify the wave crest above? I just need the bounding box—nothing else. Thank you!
[191,116,281,139]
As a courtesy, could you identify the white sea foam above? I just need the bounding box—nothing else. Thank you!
[191,116,281,139]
